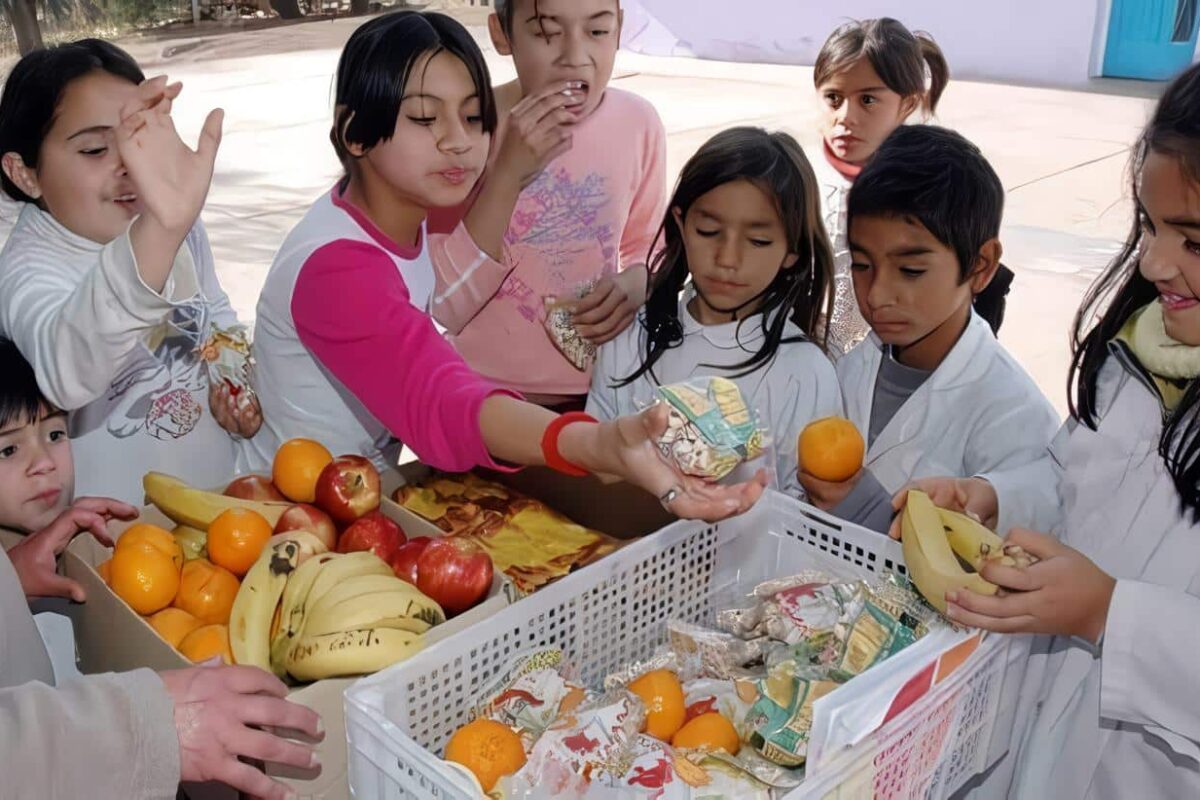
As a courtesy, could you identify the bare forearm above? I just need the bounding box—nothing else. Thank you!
[463,168,523,262]
[478,394,623,475]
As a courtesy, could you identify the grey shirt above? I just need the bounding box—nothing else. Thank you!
[835,349,933,532]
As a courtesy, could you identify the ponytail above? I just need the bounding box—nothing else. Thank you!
[916,32,949,116]
[973,264,1013,336]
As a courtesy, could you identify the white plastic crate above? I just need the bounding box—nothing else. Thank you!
[344,491,1023,799]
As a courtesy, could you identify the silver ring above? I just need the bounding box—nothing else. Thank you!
[659,486,681,508]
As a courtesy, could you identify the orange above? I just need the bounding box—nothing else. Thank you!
[178,624,233,664]
[109,541,180,615]
[96,558,112,586]
[629,669,686,741]
[117,523,184,572]
[671,712,741,755]
[173,559,240,625]
[147,607,204,648]
[444,719,526,792]
[798,416,865,482]
[272,438,333,503]
[207,508,273,577]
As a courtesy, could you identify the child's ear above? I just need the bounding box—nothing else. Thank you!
[782,253,800,270]
[2,153,40,200]
[969,238,1003,293]
[671,206,684,230]
[899,94,921,122]
[488,14,514,56]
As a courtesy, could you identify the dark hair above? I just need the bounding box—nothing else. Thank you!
[0,39,144,204]
[814,18,948,117]
[619,127,834,386]
[495,0,620,37]
[847,125,1010,334]
[331,11,497,171]
[1071,61,1200,521]
[0,338,51,430]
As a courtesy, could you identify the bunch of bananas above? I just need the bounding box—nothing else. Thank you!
[229,544,445,682]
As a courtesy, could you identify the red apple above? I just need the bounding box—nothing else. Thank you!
[224,474,286,502]
[416,538,493,616]
[272,503,338,551]
[314,455,381,525]
[390,537,432,585]
[338,510,405,563]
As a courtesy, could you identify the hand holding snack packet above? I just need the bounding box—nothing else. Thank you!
[654,378,766,482]
[201,323,261,438]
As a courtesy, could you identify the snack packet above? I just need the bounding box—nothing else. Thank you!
[745,659,843,768]
[544,281,598,371]
[668,621,767,680]
[474,648,587,742]
[654,377,766,481]
[199,323,256,406]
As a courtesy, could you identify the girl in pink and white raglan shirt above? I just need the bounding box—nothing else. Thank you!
[250,11,767,523]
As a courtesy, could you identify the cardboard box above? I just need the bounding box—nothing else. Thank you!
[62,494,515,800]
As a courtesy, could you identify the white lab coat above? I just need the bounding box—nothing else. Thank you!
[837,311,1060,536]
[999,347,1200,798]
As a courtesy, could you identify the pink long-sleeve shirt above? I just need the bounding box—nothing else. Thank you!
[430,87,668,397]
[249,185,516,472]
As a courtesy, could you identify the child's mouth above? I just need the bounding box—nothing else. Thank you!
[563,81,589,110]
[114,194,139,211]
[1161,290,1199,311]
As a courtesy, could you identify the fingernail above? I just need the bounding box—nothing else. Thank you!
[945,591,958,604]
[316,717,325,736]
[284,791,298,800]
[309,751,321,769]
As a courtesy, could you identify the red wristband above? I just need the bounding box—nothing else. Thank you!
[541,412,598,477]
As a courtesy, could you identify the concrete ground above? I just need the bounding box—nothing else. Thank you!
[0,3,1162,414]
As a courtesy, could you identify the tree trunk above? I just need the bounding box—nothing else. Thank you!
[8,0,43,55]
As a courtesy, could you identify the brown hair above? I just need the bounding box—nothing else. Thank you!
[813,18,949,117]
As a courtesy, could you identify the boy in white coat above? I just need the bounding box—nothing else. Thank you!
[800,126,1059,537]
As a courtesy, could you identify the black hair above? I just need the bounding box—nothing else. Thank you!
[1071,61,1200,521]
[0,39,144,204]
[331,11,497,172]
[495,0,622,36]
[619,127,834,386]
[0,338,51,431]
[814,18,949,117]
[847,125,1011,334]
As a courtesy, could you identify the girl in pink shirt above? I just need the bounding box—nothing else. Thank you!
[250,10,763,521]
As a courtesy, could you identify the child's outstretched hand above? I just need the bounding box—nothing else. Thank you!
[570,265,648,345]
[944,528,1116,643]
[118,76,223,240]
[209,382,262,439]
[8,498,138,602]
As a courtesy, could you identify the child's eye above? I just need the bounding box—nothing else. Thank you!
[80,147,107,157]
[861,95,877,107]
[824,93,843,108]
[1185,240,1200,257]
[48,430,68,443]
[849,261,870,272]
[695,228,720,238]
[466,114,483,125]
[900,267,926,278]
[749,238,773,248]
[591,28,611,37]
[407,117,436,127]
[0,445,15,459]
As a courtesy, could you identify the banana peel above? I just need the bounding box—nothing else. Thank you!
[144,472,291,530]
[900,490,1001,614]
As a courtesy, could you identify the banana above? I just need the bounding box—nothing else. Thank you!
[304,586,444,638]
[938,508,1005,570]
[308,574,429,615]
[304,610,433,638]
[901,490,998,614]
[303,552,394,611]
[269,551,338,678]
[267,530,329,565]
[285,627,425,681]
[229,539,303,670]
[145,472,290,529]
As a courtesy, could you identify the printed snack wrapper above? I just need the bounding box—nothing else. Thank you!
[544,281,598,371]
[652,377,767,481]
[199,323,256,406]
[473,648,587,743]
[668,620,768,680]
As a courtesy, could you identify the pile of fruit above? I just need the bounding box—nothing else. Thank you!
[101,437,496,679]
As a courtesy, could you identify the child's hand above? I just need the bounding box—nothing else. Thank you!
[798,469,861,511]
[8,498,138,602]
[209,382,262,439]
[493,82,581,189]
[887,477,999,540]
[570,265,648,344]
[945,528,1116,643]
[117,76,223,238]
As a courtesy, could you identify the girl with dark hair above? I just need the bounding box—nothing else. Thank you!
[0,39,257,505]
[813,18,950,355]
[251,11,765,522]
[587,127,840,498]
[901,63,1200,796]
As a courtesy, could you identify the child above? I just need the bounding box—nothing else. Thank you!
[250,11,765,522]
[800,126,1058,536]
[588,127,841,498]
[0,40,258,505]
[909,63,1200,798]
[813,18,949,355]
[430,0,667,408]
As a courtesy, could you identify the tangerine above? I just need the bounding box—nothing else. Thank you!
[96,558,112,586]
[444,719,526,792]
[117,523,184,572]
[110,542,180,615]
[178,624,233,664]
[272,438,333,503]
[207,508,273,577]
[629,669,686,741]
[147,607,204,648]
[798,416,865,482]
[671,712,741,755]
[173,559,240,625]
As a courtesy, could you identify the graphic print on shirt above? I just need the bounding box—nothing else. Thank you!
[501,167,617,323]
[103,300,210,441]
